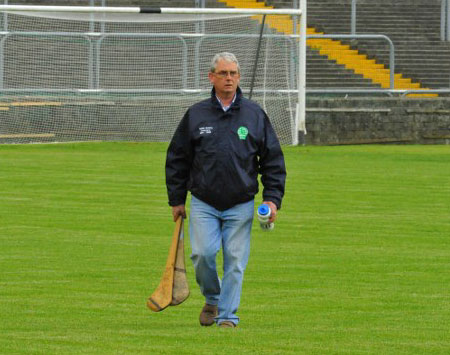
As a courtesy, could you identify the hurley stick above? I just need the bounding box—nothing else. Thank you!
[171,223,189,305]
[147,217,182,312]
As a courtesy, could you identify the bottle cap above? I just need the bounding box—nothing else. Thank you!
[257,204,270,216]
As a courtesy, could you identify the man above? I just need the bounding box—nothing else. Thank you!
[165,52,286,328]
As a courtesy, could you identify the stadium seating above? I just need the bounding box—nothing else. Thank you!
[307,0,450,89]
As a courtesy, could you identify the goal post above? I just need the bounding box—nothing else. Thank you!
[0,5,306,145]
[0,5,301,15]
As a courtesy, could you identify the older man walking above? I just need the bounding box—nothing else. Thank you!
[165,52,286,328]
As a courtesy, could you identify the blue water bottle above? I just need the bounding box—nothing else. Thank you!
[257,204,274,230]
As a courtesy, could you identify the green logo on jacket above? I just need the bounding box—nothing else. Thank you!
[237,126,248,140]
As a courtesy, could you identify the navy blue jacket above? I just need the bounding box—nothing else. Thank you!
[165,87,286,211]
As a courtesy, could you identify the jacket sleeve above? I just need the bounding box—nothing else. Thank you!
[165,110,192,206]
[259,113,286,209]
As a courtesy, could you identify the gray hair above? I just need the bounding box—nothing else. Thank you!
[210,52,240,73]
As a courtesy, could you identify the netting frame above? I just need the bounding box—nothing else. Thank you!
[0,4,306,145]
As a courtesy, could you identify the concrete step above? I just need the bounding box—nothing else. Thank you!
[307,75,372,81]
[307,83,381,88]
[396,65,450,70]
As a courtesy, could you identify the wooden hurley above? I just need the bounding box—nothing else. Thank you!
[147,217,189,312]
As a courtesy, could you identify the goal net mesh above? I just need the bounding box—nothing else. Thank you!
[0,10,300,145]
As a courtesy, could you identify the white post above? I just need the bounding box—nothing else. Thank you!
[351,0,356,35]
[296,0,307,145]
[0,0,6,90]
[3,0,7,32]
[447,0,450,41]
[441,0,446,41]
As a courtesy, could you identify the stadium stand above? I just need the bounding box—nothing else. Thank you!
[218,0,426,90]
[306,0,450,89]
[222,0,448,91]
[9,0,448,90]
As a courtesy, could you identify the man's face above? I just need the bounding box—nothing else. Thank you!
[208,59,240,98]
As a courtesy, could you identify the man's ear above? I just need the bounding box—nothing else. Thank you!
[208,72,214,84]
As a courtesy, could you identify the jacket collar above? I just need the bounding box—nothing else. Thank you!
[211,86,243,110]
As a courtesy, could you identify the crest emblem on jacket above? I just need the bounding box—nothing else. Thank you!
[237,126,248,140]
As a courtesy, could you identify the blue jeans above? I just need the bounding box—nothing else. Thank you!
[189,195,254,325]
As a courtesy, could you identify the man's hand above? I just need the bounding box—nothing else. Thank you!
[262,201,277,223]
[171,205,186,222]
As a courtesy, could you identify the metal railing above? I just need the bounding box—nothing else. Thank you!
[307,34,395,89]
[0,31,297,92]
[0,29,396,92]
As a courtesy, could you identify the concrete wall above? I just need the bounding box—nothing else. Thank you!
[302,97,450,145]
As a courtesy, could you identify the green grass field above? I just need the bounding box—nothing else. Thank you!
[0,143,449,354]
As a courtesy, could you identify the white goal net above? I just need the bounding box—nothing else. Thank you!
[0,6,305,145]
